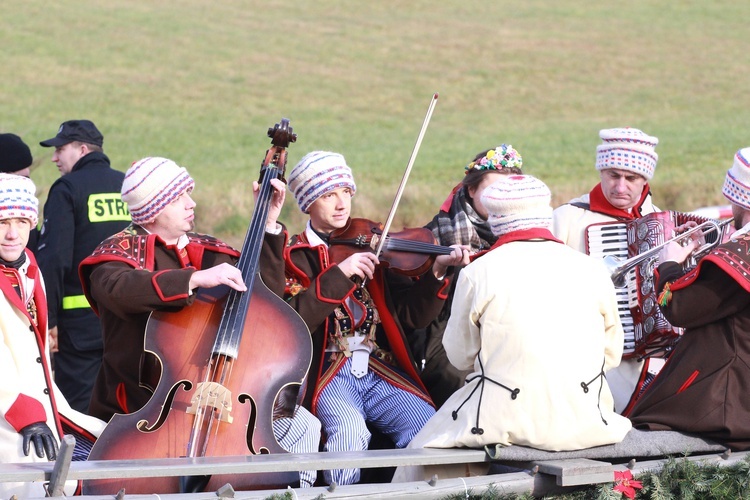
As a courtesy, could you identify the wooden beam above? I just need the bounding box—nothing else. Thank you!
[0,448,489,483]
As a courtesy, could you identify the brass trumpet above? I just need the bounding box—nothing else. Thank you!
[605,218,734,287]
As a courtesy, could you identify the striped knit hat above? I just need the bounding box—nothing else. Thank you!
[596,128,659,180]
[288,151,356,213]
[722,147,750,210]
[121,157,195,225]
[0,173,38,226]
[481,175,552,237]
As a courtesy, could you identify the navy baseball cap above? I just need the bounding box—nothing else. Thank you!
[40,120,104,148]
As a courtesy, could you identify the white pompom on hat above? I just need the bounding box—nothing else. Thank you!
[121,157,195,225]
[287,151,356,213]
[0,173,38,226]
[481,174,553,237]
[595,127,659,180]
[722,147,750,210]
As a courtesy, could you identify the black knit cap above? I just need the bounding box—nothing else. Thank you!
[40,119,103,148]
[0,133,33,173]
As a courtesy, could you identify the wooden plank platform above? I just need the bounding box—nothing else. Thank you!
[5,441,748,499]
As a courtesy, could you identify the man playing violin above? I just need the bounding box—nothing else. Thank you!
[79,157,321,488]
[552,127,663,414]
[269,151,469,486]
[628,147,750,451]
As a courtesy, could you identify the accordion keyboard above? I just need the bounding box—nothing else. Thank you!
[585,222,637,355]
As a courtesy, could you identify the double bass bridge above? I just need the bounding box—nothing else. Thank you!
[186,381,234,423]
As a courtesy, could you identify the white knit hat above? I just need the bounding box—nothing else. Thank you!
[481,175,553,237]
[722,147,750,210]
[121,157,195,224]
[0,173,38,226]
[595,127,659,180]
[288,151,356,213]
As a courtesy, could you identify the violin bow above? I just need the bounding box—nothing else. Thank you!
[373,93,439,259]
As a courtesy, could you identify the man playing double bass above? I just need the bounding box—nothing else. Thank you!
[79,157,321,488]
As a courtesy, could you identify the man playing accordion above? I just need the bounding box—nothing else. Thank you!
[552,127,662,414]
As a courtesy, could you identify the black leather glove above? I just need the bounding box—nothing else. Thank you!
[20,422,58,460]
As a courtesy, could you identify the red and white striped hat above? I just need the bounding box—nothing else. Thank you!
[121,157,195,224]
[0,173,38,226]
[481,174,553,237]
[722,148,750,210]
[288,151,356,214]
[596,128,659,180]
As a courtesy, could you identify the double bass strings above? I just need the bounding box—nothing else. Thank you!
[186,162,280,457]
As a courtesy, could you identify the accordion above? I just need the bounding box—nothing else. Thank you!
[585,211,731,359]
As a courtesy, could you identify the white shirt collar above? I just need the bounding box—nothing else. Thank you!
[304,220,328,247]
[140,224,190,249]
[731,220,750,239]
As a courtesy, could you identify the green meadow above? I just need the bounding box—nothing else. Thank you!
[3,0,749,246]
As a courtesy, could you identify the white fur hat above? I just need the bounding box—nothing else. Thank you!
[595,127,659,180]
[288,151,356,213]
[0,173,38,226]
[722,147,750,210]
[481,175,553,237]
[121,157,195,224]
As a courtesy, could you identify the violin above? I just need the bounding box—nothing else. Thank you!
[328,217,455,276]
[327,94,446,278]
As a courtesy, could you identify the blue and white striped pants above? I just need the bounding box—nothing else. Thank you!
[274,405,321,487]
[316,358,434,485]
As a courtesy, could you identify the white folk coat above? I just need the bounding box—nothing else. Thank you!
[552,193,659,413]
[0,250,105,498]
[406,239,631,453]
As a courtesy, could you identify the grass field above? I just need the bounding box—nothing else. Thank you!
[3,0,749,246]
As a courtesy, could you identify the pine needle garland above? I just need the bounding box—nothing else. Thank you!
[437,454,750,500]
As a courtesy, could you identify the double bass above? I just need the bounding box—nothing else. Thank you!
[83,120,312,494]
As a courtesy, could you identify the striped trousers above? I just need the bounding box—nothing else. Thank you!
[274,405,321,487]
[316,358,434,485]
